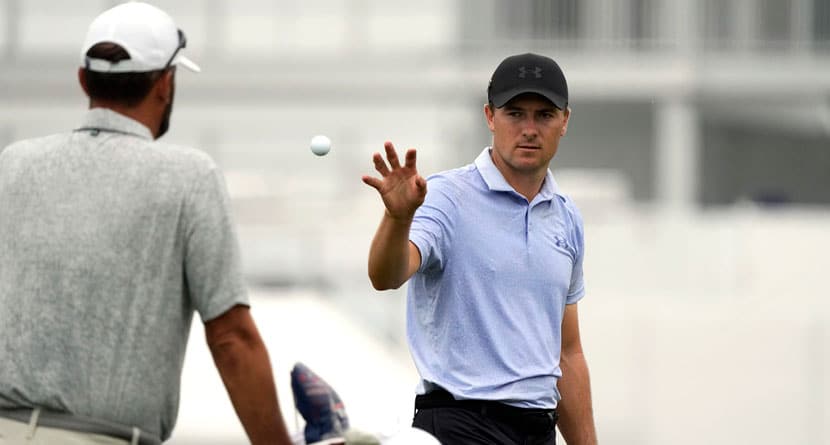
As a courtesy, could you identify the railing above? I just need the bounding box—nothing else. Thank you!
[460,0,830,54]
[2,0,829,62]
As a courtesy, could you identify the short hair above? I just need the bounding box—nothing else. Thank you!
[81,43,165,107]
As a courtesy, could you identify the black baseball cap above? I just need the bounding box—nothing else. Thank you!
[487,53,568,109]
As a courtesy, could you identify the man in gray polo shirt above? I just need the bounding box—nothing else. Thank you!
[363,53,597,444]
[0,2,292,444]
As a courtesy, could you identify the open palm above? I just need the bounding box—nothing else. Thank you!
[362,141,427,220]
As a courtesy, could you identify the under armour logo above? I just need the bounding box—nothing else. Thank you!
[518,66,543,78]
[554,235,568,249]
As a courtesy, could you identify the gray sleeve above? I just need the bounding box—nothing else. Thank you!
[183,165,249,322]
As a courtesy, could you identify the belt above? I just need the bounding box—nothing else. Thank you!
[0,408,161,445]
[415,388,557,436]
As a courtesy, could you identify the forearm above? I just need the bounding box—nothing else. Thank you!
[557,351,597,445]
[368,211,414,290]
[210,333,292,445]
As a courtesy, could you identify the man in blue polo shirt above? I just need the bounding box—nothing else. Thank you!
[362,53,597,444]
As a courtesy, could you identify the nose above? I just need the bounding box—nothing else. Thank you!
[521,119,538,140]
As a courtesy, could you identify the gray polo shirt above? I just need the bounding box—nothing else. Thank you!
[0,109,248,440]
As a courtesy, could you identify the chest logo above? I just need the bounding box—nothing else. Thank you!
[554,235,569,250]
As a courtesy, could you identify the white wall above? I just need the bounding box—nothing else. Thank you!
[167,208,830,444]
[579,207,830,444]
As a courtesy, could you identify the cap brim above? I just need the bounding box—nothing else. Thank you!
[492,87,566,109]
[175,55,201,73]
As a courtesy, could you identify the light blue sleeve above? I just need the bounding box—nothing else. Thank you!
[566,200,586,304]
[409,175,458,274]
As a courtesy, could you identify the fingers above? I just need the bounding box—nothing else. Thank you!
[404,148,417,170]
[372,152,391,177]
[362,175,382,191]
[415,175,427,191]
[384,141,401,170]
[369,143,418,192]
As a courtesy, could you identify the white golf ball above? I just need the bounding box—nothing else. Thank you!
[310,135,331,156]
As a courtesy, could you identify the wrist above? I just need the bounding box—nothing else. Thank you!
[384,209,415,223]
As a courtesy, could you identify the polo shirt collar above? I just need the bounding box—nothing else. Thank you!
[78,108,154,140]
[474,147,561,200]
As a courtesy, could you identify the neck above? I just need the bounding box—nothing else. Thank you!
[490,152,548,201]
[89,100,159,138]
[506,171,547,201]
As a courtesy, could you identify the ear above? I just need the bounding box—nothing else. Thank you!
[484,103,496,132]
[78,68,90,97]
[560,107,571,136]
[154,69,175,104]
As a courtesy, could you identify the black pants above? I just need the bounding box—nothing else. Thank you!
[412,390,557,445]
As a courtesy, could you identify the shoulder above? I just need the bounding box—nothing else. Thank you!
[144,141,220,177]
[425,163,478,194]
[1,134,66,157]
[555,193,585,230]
[155,142,216,167]
[423,166,470,205]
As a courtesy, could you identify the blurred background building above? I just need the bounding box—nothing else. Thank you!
[1,0,828,443]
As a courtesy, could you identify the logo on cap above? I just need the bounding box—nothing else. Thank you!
[518,66,543,79]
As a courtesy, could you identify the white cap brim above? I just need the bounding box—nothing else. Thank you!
[80,2,201,74]
[175,55,201,73]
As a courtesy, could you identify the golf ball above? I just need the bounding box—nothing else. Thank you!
[310,135,331,156]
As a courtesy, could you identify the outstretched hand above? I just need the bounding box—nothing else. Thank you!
[362,141,427,220]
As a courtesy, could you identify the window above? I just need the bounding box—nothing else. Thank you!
[496,0,581,42]
[758,0,791,47]
[814,0,830,47]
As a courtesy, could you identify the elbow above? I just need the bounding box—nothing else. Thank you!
[207,325,261,366]
[209,330,248,358]
[209,331,269,376]
[204,305,268,374]
[210,341,242,372]
[208,334,245,373]
[368,273,404,291]
[369,279,400,291]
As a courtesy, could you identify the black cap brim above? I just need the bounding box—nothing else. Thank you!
[491,87,567,110]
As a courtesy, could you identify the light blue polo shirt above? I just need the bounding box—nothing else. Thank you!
[407,147,585,409]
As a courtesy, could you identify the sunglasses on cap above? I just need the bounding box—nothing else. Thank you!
[163,29,187,70]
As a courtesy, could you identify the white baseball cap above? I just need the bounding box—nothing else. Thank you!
[80,1,200,73]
